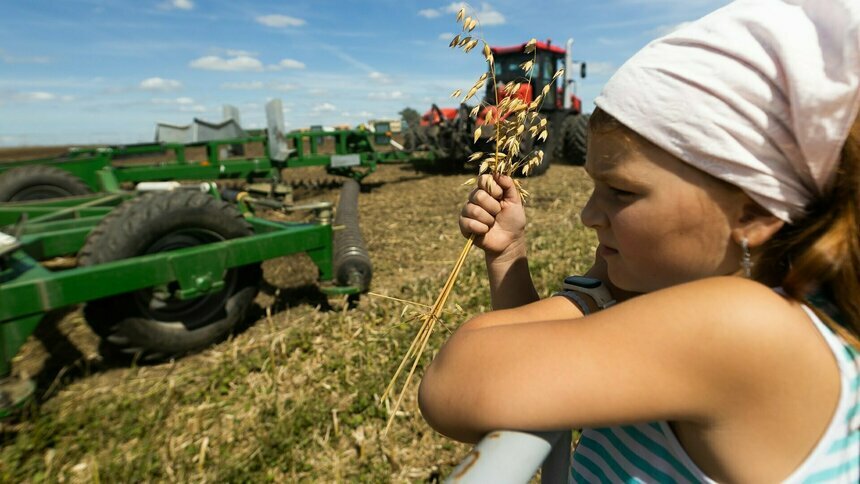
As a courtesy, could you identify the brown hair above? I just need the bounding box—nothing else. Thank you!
[590,107,860,348]
[756,116,860,348]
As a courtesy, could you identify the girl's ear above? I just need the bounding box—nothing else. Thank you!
[731,199,785,248]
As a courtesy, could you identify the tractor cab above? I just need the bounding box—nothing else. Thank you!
[487,40,582,114]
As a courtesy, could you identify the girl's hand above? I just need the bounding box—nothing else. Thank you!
[459,174,527,257]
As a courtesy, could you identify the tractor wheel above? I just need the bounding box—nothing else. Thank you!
[78,191,262,362]
[0,165,92,202]
[556,114,590,166]
[514,135,551,177]
[527,139,552,176]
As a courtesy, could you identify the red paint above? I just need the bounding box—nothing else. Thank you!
[491,41,566,55]
[420,107,459,126]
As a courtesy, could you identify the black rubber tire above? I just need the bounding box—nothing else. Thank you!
[511,115,550,177]
[528,136,552,177]
[78,191,262,362]
[0,165,92,202]
[556,114,590,166]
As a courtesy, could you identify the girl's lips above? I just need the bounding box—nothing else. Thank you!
[597,244,618,257]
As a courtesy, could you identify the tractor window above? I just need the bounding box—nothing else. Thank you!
[493,53,535,83]
[542,56,558,107]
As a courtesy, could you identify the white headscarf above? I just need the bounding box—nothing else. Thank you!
[595,0,860,222]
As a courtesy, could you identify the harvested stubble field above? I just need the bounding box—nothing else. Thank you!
[0,154,597,482]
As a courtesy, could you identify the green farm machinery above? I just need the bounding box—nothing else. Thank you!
[0,100,387,414]
[0,101,409,202]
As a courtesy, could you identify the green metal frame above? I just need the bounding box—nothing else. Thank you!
[0,126,420,382]
[0,129,420,193]
[0,193,357,377]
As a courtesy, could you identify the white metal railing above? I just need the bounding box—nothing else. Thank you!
[444,430,571,484]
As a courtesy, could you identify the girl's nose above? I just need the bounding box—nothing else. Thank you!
[580,191,604,229]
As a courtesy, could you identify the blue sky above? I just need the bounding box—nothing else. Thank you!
[0,0,730,147]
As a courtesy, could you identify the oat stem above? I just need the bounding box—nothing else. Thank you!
[383,234,475,435]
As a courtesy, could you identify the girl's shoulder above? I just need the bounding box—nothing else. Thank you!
[628,276,814,339]
[619,276,839,391]
[600,277,836,386]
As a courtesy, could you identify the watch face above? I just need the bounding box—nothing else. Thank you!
[563,276,602,289]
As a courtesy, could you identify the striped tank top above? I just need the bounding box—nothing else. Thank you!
[570,305,860,483]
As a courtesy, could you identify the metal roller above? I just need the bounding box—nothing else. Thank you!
[333,179,372,291]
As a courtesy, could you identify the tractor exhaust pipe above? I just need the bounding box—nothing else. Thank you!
[564,38,574,110]
[333,178,372,291]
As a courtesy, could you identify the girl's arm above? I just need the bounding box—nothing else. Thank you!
[418,277,834,443]
[460,174,538,309]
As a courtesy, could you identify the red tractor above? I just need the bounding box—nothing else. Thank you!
[404,38,589,173]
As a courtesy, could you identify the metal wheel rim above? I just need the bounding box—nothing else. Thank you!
[134,228,240,329]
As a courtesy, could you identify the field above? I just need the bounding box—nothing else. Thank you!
[0,151,597,482]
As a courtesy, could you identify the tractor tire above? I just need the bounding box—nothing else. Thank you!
[556,114,590,166]
[528,143,552,176]
[78,191,262,362]
[0,165,92,202]
[512,116,550,177]
[514,136,550,177]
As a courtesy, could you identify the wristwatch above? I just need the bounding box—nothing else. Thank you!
[555,276,616,315]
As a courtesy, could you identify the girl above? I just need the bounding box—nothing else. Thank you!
[417,0,860,482]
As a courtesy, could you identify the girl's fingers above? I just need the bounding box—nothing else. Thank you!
[477,174,522,205]
[461,202,496,226]
[460,217,490,237]
[468,188,502,216]
[494,175,523,205]
[477,174,504,199]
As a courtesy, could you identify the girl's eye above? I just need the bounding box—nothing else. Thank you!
[609,186,636,198]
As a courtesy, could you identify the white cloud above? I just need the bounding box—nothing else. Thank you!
[369,71,391,83]
[221,81,265,90]
[256,14,306,28]
[445,2,468,13]
[152,97,195,105]
[5,91,74,103]
[419,8,441,18]
[308,88,327,97]
[17,91,55,101]
[160,0,193,10]
[277,58,305,69]
[439,32,456,41]
[180,104,206,112]
[0,49,50,64]
[584,62,616,76]
[139,77,183,91]
[368,91,405,100]
[189,55,263,71]
[313,102,336,112]
[478,10,505,26]
[445,2,505,26]
[271,82,298,91]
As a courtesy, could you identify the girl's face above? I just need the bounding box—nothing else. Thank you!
[581,129,748,293]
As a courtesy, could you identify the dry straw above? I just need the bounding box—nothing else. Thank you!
[381,6,564,434]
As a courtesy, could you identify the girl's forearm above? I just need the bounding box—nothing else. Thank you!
[485,240,539,309]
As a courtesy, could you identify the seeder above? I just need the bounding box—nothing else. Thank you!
[0,100,380,415]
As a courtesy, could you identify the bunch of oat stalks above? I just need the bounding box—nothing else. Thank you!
[381,7,564,434]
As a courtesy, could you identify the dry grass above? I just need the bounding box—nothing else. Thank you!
[0,162,595,482]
